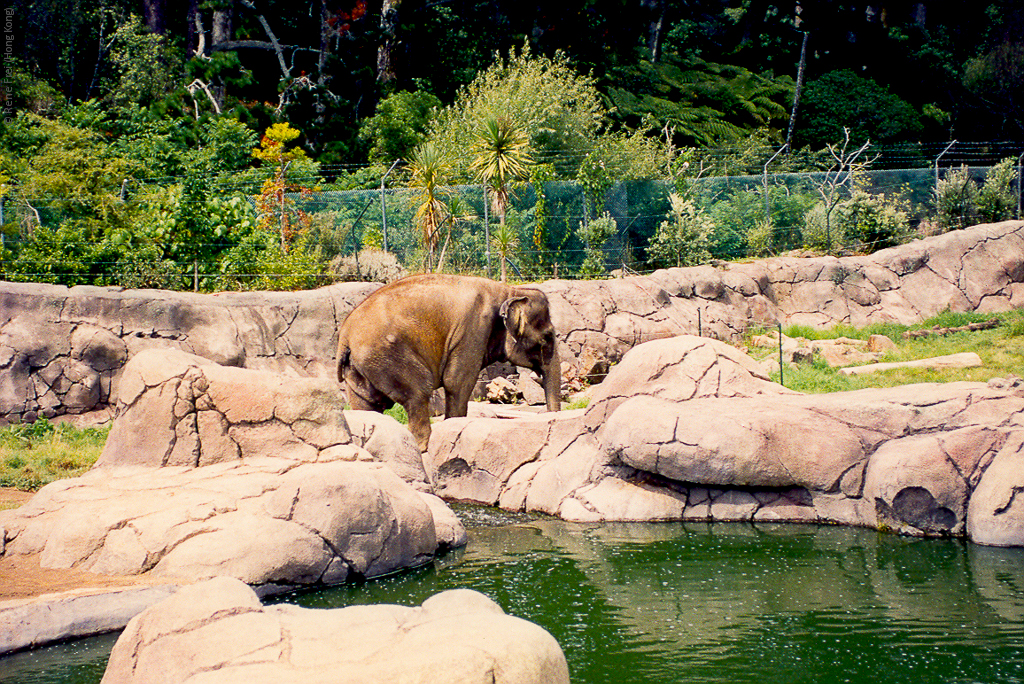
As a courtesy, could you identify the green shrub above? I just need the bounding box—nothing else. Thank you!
[648,193,714,268]
[577,211,618,276]
[842,188,911,252]
[977,157,1018,223]
[745,218,775,257]
[802,204,844,252]
[803,187,910,254]
[934,165,979,231]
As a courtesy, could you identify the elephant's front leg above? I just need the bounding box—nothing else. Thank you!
[442,366,480,419]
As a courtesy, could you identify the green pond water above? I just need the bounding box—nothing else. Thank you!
[3,511,1024,683]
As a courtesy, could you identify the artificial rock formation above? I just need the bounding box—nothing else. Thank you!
[96,348,430,489]
[2,221,1022,423]
[545,220,1024,368]
[0,281,378,423]
[427,335,1024,547]
[101,578,570,684]
[0,459,442,588]
[0,349,465,594]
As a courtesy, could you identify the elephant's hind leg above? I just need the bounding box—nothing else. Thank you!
[344,367,394,413]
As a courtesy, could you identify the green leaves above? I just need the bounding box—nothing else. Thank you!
[361,90,443,164]
[796,70,922,148]
[470,116,532,189]
[407,142,452,270]
[428,44,604,179]
[648,193,714,268]
[606,55,793,148]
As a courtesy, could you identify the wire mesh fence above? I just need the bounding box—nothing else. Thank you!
[1,147,1021,290]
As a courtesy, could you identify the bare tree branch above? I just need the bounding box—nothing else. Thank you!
[186,79,223,116]
[238,0,291,80]
[193,11,208,59]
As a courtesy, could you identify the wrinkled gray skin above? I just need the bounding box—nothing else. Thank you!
[337,274,561,451]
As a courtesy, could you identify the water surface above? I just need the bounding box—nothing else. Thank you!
[3,514,1023,683]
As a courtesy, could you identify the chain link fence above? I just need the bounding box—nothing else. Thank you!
[297,163,1022,280]
[1,146,1021,289]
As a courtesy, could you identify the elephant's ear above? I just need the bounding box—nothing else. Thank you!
[499,296,528,339]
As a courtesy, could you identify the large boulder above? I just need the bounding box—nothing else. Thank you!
[97,348,429,489]
[0,458,449,590]
[0,349,465,593]
[426,335,1024,546]
[101,577,570,684]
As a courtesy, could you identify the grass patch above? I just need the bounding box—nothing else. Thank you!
[384,404,409,424]
[564,396,591,411]
[757,308,1024,394]
[0,419,109,491]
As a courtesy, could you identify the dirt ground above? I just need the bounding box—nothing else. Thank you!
[0,488,153,602]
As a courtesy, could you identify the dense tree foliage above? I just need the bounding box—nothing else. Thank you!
[6,1,1022,159]
[1,1,1022,288]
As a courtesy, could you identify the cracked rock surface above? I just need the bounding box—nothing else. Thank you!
[426,335,1024,547]
[0,281,379,423]
[100,577,570,684]
[0,350,465,592]
[3,221,1022,424]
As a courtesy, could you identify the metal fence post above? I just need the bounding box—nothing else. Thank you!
[1017,151,1024,220]
[483,182,491,277]
[380,160,400,253]
[777,322,784,387]
[934,140,957,196]
[763,143,788,221]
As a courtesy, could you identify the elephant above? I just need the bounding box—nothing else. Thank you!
[336,274,562,451]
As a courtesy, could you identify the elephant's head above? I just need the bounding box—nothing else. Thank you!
[500,289,561,412]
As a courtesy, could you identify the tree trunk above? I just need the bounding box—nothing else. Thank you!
[143,0,167,35]
[785,31,809,150]
[377,0,401,85]
[212,5,233,45]
[209,3,234,110]
[642,0,666,62]
[186,0,200,57]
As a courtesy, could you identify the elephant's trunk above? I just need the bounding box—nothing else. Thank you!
[542,346,561,412]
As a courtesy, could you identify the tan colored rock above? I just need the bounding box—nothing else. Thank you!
[967,434,1024,546]
[584,335,794,428]
[0,459,449,588]
[4,222,1024,424]
[0,281,379,422]
[101,578,570,684]
[867,334,899,353]
[839,351,983,376]
[485,376,519,404]
[425,334,1024,547]
[810,338,880,367]
[0,585,181,656]
[517,367,548,405]
[98,348,429,489]
[0,349,467,594]
[602,395,866,491]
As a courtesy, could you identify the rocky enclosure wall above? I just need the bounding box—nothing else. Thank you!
[2,220,1022,423]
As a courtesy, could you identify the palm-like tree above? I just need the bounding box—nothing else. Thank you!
[470,116,531,280]
[490,220,520,283]
[435,195,477,273]
[407,142,449,271]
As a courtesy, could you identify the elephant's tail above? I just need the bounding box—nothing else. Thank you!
[337,343,351,382]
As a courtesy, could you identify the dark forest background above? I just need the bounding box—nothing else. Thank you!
[1,1,1021,289]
